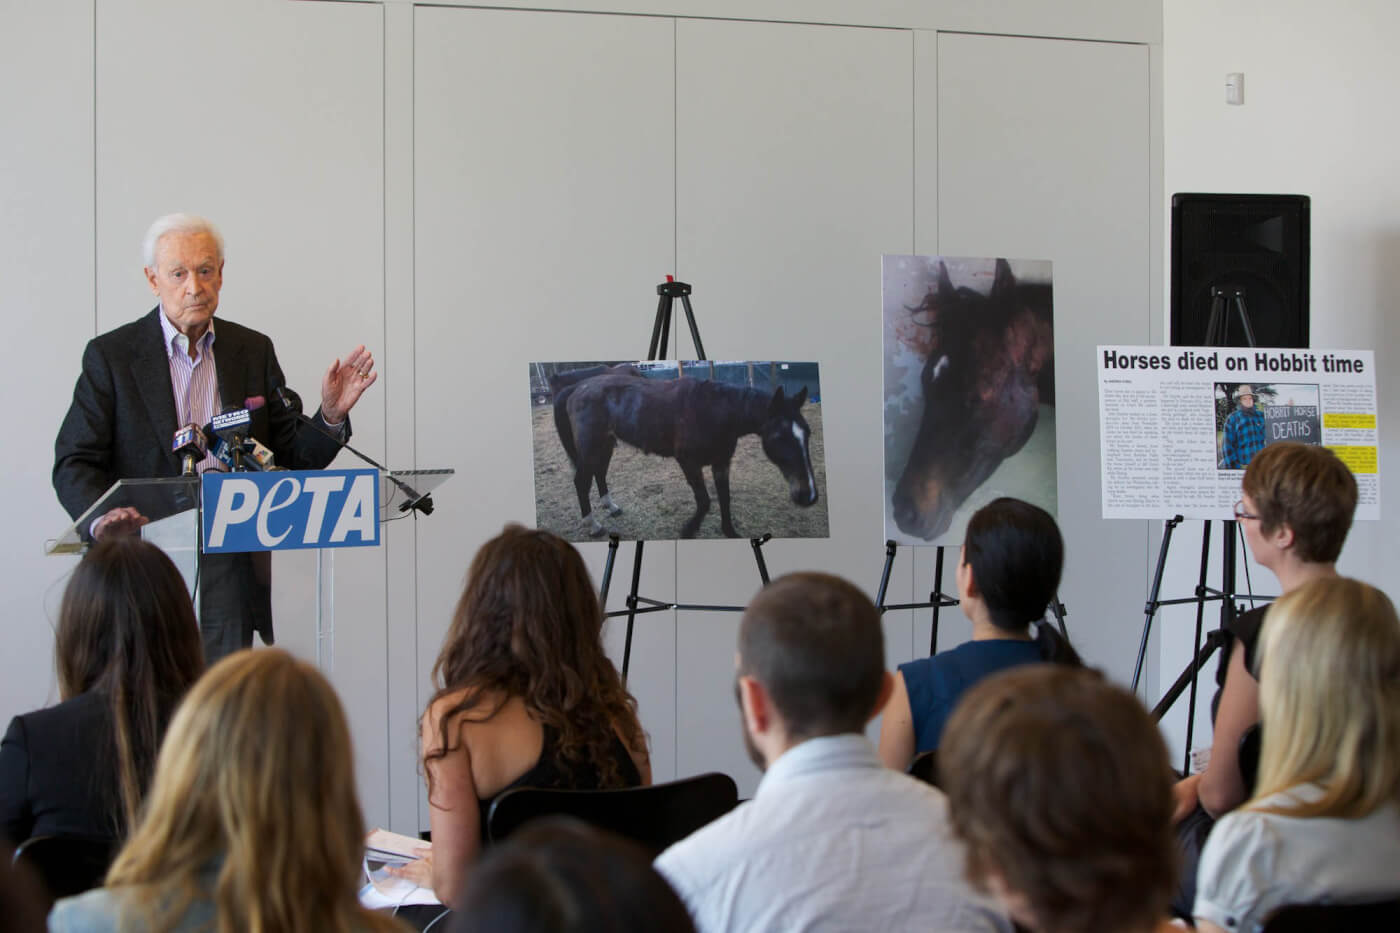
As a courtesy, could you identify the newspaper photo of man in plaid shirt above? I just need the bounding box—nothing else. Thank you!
[1221,384,1267,469]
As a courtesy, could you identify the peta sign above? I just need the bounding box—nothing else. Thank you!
[202,469,380,553]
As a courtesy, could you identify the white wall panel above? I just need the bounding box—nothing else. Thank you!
[412,6,677,810]
[675,18,914,794]
[934,33,1152,686]
[0,0,95,721]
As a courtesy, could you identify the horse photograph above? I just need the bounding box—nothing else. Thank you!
[883,255,1058,545]
[530,360,829,542]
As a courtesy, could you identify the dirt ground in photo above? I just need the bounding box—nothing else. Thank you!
[532,401,830,542]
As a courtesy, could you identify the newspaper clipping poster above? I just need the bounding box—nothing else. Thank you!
[1097,345,1380,521]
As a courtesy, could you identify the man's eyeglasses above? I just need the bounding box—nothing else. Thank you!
[1233,500,1260,521]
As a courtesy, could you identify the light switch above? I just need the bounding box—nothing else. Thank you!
[1226,72,1244,105]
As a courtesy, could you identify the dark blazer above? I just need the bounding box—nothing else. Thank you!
[52,308,348,646]
[0,692,121,846]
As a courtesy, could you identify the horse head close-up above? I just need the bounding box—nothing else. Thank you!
[758,385,819,510]
[891,259,1054,541]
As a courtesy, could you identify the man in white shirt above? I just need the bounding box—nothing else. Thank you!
[655,572,1010,933]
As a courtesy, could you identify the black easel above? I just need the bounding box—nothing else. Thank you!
[594,279,776,680]
[874,539,1069,656]
[1129,286,1272,775]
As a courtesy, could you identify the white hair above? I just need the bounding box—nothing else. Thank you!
[142,213,225,270]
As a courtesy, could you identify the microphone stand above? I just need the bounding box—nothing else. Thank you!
[275,387,434,516]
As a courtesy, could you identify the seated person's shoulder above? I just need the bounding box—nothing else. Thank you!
[47,887,125,933]
[423,688,523,740]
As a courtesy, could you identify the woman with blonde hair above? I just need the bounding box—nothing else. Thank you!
[1194,577,1400,932]
[404,525,650,908]
[49,649,405,933]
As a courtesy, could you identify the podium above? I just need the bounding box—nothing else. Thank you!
[46,469,453,669]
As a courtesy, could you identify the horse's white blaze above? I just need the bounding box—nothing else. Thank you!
[931,354,950,382]
[792,421,816,502]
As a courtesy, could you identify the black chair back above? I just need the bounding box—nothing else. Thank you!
[908,750,941,789]
[12,834,116,908]
[487,772,739,856]
[1263,897,1400,932]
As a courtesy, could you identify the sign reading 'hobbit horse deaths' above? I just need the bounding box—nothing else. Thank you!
[883,255,1058,546]
[529,360,829,542]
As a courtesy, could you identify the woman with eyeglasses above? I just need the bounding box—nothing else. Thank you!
[1169,442,1356,916]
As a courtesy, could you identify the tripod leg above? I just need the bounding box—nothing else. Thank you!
[648,293,669,361]
[1133,516,1182,692]
[621,541,644,682]
[875,540,897,611]
[750,534,772,585]
[680,294,707,361]
[929,546,945,656]
[1182,521,1213,774]
[1050,596,1069,640]
[598,534,621,611]
[1203,291,1227,346]
[1232,293,1257,348]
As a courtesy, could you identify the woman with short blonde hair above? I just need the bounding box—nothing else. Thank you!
[1194,577,1400,932]
[49,650,404,933]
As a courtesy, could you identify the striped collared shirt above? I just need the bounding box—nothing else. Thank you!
[159,307,222,472]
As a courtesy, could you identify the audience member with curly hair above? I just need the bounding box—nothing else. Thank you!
[405,525,649,908]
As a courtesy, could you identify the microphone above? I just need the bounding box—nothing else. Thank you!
[274,385,303,415]
[243,437,277,470]
[204,398,271,471]
[209,406,252,440]
[171,423,209,476]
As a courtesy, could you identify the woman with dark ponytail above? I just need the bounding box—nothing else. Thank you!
[879,497,1078,770]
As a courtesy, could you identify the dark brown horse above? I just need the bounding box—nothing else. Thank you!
[557,374,818,538]
[891,259,1054,540]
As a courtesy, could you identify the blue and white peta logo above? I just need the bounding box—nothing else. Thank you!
[202,469,380,553]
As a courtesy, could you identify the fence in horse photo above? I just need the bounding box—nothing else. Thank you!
[530,360,829,542]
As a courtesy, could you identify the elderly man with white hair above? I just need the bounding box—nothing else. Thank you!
[53,213,378,662]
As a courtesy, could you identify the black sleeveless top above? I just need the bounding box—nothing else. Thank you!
[476,725,642,840]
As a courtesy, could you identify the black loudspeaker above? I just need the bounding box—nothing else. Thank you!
[1171,193,1310,348]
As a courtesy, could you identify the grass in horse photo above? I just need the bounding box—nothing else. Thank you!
[883,255,1057,544]
[531,363,829,542]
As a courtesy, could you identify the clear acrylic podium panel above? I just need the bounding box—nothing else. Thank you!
[46,469,454,671]
[46,476,205,617]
